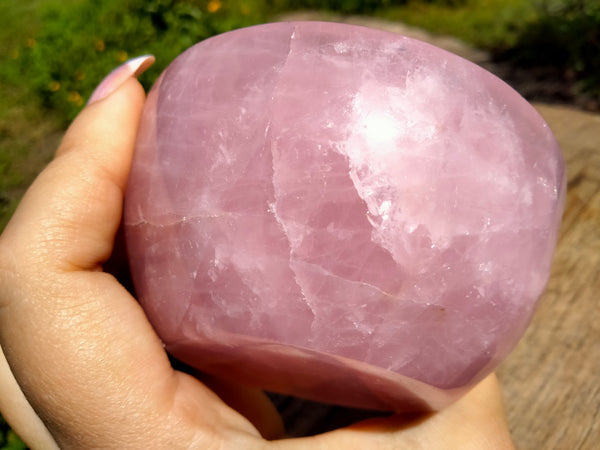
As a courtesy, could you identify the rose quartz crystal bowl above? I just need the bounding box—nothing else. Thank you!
[124,22,565,412]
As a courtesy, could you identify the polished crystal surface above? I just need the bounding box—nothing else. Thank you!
[124,22,565,411]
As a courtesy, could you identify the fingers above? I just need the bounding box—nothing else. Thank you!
[195,372,285,440]
[361,374,514,450]
[0,70,264,448]
[0,345,58,449]
[3,78,144,274]
[272,374,514,450]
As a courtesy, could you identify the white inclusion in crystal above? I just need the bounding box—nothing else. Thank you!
[378,200,391,220]
[478,262,492,273]
[207,268,217,282]
[334,42,349,54]
[521,188,533,206]
[326,221,354,240]
[537,175,558,200]
[213,248,226,271]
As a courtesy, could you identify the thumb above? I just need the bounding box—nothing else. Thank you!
[3,55,153,272]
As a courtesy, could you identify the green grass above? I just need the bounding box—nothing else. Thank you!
[0,0,69,231]
[0,416,26,450]
[375,0,537,51]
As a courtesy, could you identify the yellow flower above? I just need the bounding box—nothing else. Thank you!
[116,51,128,62]
[240,4,250,15]
[26,38,36,48]
[75,71,86,81]
[48,81,61,92]
[207,0,221,13]
[67,91,83,106]
[95,40,105,52]
[10,49,19,59]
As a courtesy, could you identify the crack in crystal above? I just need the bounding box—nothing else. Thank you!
[126,211,269,228]
[178,291,194,333]
[290,258,398,301]
[285,24,297,67]
[264,25,318,322]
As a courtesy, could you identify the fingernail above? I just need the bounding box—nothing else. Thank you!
[87,54,155,105]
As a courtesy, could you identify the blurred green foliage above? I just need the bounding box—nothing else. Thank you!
[269,0,393,13]
[507,0,600,98]
[378,0,536,51]
[268,0,468,14]
[0,417,26,450]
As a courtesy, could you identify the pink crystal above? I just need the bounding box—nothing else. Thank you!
[124,22,565,412]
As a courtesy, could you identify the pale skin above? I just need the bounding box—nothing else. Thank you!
[0,75,515,449]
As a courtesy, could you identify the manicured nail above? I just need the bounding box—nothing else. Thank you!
[87,55,155,105]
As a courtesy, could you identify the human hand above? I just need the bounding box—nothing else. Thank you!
[0,56,514,449]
